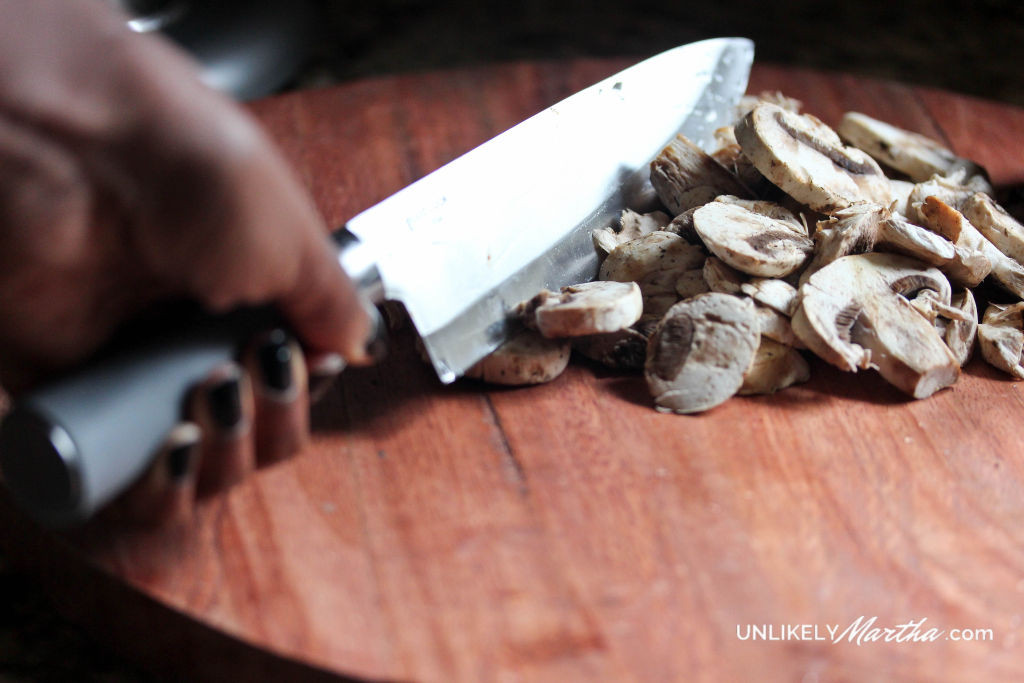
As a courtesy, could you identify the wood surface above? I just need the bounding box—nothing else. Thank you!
[4,59,1024,682]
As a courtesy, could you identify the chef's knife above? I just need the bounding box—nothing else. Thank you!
[0,37,754,526]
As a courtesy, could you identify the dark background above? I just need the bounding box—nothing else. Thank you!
[2,1,1022,681]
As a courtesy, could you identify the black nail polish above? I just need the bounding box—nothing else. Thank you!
[208,374,243,430]
[259,329,294,393]
[166,442,195,482]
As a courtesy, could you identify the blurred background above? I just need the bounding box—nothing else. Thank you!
[2,0,1022,680]
[107,0,1024,104]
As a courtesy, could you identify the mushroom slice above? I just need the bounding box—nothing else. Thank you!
[702,256,747,294]
[735,103,893,213]
[916,195,1024,296]
[714,195,806,231]
[529,281,643,338]
[837,111,985,182]
[977,302,1024,379]
[907,173,980,217]
[799,203,883,287]
[593,209,671,254]
[465,330,571,385]
[693,200,813,277]
[962,192,1024,265]
[650,133,750,215]
[792,252,959,398]
[755,305,806,349]
[738,337,811,395]
[645,293,759,413]
[740,277,799,316]
[881,207,991,287]
[599,231,705,283]
[942,289,978,367]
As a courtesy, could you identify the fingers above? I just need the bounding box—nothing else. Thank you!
[242,329,309,464]
[100,422,200,528]
[190,362,255,497]
[99,330,327,526]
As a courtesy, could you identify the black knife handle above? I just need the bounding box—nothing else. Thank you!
[0,230,381,527]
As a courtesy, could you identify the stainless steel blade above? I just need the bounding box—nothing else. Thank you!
[344,37,754,383]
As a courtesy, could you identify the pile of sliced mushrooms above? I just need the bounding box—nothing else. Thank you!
[466,92,1024,413]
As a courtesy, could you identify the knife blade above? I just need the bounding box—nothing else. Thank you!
[0,38,753,526]
[345,37,754,382]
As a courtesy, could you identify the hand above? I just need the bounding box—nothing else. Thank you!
[0,1,370,521]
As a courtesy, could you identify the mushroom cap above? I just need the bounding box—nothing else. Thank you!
[693,200,813,277]
[644,292,759,413]
[792,252,959,398]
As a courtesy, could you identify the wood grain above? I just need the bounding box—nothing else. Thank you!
[4,59,1024,682]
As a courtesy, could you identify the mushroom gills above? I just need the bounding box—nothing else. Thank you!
[792,252,959,398]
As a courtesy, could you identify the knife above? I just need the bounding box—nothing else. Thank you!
[0,37,754,526]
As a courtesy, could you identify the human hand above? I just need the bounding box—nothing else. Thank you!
[0,0,371,523]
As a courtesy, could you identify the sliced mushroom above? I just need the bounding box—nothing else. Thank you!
[735,103,893,213]
[714,195,806,230]
[738,337,811,395]
[755,305,806,349]
[599,231,705,283]
[527,280,643,338]
[791,252,959,398]
[740,277,799,316]
[977,302,1024,379]
[943,289,978,367]
[693,199,813,277]
[702,256,747,294]
[907,173,979,217]
[837,111,985,182]
[916,195,1024,296]
[650,133,750,215]
[593,209,671,254]
[881,207,991,287]
[962,192,1024,265]
[645,292,759,413]
[799,203,884,287]
[465,330,571,385]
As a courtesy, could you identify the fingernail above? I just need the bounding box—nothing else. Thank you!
[164,422,200,484]
[308,353,345,402]
[258,329,294,394]
[167,442,196,483]
[207,371,243,431]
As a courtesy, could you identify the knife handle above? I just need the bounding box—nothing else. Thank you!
[0,230,382,527]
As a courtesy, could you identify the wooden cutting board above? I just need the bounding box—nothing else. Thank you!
[3,59,1024,682]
